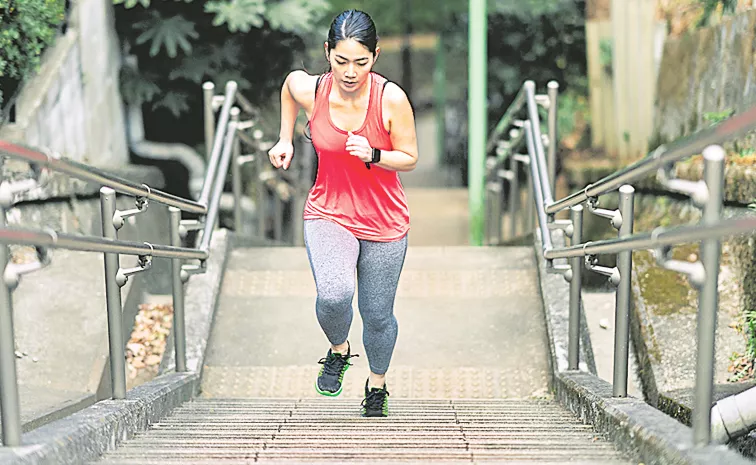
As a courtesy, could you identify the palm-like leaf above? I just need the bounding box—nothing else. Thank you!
[169,54,213,82]
[120,67,161,105]
[152,91,191,117]
[113,0,151,9]
[266,0,329,33]
[133,11,198,57]
[205,0,265,33]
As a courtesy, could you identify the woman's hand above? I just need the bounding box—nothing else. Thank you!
[268,139,294,170]
[346,131,373,163]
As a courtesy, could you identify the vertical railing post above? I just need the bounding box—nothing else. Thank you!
[434,32,447,167]
[508,157,519,239]
[273,192,283,242]
[256,153,267,239]
[568,204,584,370]
[169,207,187,373]
[613,184,635,397]
[547,81,559,195]
[203,82,216,161]
[524,156,535,233]
[693,145,725,446]
[485,158,502,245]
[0,203,22,446]
[230,109,243,232]
[100,187,127,399]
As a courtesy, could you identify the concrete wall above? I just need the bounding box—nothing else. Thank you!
[653,9,756,147]
[0,0,128,169]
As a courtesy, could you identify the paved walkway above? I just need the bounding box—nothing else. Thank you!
[201,246,550,399]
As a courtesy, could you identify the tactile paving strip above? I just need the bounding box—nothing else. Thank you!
[222,270,537,298]
[201,366,550,400]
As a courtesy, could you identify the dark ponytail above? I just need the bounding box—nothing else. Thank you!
[327,10,379,55]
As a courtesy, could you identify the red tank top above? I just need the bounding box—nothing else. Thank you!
[303,72,410,241]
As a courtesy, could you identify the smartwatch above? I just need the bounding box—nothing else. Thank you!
[371,147,381,164]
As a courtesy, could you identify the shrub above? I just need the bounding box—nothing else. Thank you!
[0,0,66,110]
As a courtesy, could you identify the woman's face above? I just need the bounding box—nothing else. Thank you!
[326,38,379,94]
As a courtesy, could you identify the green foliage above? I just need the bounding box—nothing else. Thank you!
[0,0,65,107]
[728,308,756,382]
[599,38,612,75]
[324,0,465,36]
[119,65,161,105]
[114,0,329,139]
[134,11,198,57]
[205,0,265,32]
[152,90,190,117]
[703,109,734,125]
[697,0,737,27]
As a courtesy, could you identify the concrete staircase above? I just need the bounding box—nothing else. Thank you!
[92,398,630,464]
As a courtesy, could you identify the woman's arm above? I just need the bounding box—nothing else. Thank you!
[277,70,317,142]
[377,82,419,172]
[269,70,318,169]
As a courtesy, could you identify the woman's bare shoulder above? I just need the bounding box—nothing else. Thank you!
[287,70,322,102]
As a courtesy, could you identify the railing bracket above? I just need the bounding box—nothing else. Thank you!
[116,243,153,287]
[547,263,573,282]
[513,154,530,165]
[587,196,622,230]
[179,219,205,240]
[535,94,551,109]
[585,254,621,287]
[113,184,151,230]
[237,154,255,166]
[211,95,225,111]
[656,162,709,207]
[652,243,706,288]
[181,259,207,282]
[4,245,52,290]
[548,219,574,238]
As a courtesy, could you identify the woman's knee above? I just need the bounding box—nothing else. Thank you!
[362,311,397,334]
[317,285,354,312]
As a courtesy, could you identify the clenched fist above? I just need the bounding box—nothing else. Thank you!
[268,139,294,170]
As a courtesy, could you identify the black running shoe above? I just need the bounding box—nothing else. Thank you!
[361,379,389,417]
[315,343,358,396]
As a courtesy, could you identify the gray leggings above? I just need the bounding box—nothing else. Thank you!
[304,219,408,375]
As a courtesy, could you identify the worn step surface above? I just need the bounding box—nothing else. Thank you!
[92,398,632,464]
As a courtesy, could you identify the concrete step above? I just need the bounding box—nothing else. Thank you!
[92,398,632,464]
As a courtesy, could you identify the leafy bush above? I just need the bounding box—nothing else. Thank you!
[114,0,329,146]
[0,0,65,108]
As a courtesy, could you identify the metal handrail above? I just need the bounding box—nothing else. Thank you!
[0,140,207,215]
[485,79,756,450]
[544,215,756,260]
[0,78,302,447]
[0,226,207,260]
[199,112,237,252]
[546,104,756,215]
[198,81,238,207]
[486,85,527,153]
